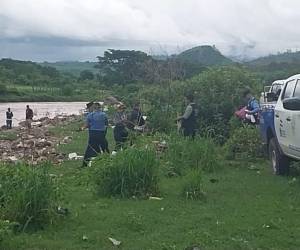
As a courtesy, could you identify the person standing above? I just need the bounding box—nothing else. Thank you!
[25,105,33,129]
[128,102,145,130]
[113,104,128,151]
[6,108,13,129]
[177,94,197,138]
[83,103,109,167]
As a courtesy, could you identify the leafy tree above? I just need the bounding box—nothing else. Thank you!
[96,49,153,84]
[79,70,94,81]
[0,83,7,95]
[61,84,74,96]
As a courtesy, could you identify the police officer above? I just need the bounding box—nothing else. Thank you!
[82,103,109,167]
[6,108,13,129]
[177,94,197,138]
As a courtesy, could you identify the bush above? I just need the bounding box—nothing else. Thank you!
[0,164,60,231]
[92,148,159,198]
[165,135,222,176]
[224,125,263,160]
[182,170,206,200]
[0,84,7,95]
[61,84,74,96]
[0,220,13,246]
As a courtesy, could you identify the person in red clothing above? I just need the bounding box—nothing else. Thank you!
[25,105,33,129]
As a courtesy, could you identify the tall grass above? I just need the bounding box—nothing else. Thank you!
[92,148,159,198]
[165,135,222,176]
[182,170,206,200]
[0,163,59,231]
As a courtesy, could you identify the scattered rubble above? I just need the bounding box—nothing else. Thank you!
[0,114,80,165]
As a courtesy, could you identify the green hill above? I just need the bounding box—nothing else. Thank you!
[40,61,98,76]
[248,51,300,66]
[176,45,233,66]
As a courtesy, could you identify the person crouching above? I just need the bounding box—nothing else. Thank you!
[82,103,109,167]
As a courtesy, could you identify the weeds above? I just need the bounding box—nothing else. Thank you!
[0,163,60,231]
[182,170,206,200]
[92,148,159,198]
[224,125,263,160]
[165,135,222,176]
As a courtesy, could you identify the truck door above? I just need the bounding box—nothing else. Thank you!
[288,80,300,159]
[275,79,297,155]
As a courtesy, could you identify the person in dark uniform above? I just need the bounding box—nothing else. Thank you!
[177,94,197,138]
[113,104,129,151]
[82,103,109,167]
[25,105,33,129]
[127,102,145,130]
[6,108,13,129]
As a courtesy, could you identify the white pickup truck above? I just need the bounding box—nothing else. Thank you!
[260,74,300,175]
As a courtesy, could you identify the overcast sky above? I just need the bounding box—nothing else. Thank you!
[1,0,300,62]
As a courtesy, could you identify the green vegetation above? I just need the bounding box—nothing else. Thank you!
[0,164,60,231]
[1,45,300,249]
[0,131,18,141]
[225,125,263,160]
[92,148,159,198]
[40,61,98,76]
[177,45,233,66]
[0,58,106,102]
[165,135,221,176]
[182,170,206,200]
[0,120,299,249]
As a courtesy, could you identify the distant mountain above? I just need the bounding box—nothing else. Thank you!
[248,51,300,66]
[40,61,98,76]
[176,45,233,66]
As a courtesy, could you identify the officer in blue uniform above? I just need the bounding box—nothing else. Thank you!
[82,103,109,167]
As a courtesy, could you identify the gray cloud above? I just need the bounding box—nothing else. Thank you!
[1,0,300,61]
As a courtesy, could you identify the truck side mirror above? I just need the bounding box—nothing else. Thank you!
[267,92,276,102]
[283,97,300,111]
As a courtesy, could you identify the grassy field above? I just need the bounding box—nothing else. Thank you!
[3,122,300,250]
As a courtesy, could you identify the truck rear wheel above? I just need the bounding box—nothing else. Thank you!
[269,138,289,175]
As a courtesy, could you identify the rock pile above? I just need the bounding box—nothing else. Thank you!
[0,115,80,165]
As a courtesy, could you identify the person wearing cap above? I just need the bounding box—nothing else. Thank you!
[82,103,109,167]
[113,104,129,150]
[6,108,13,129]
[177,94,197,138]
[243,88,260,124]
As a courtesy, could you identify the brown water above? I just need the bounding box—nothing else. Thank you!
[0,102,87,127]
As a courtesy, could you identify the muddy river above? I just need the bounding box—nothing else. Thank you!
[0,102,87,127]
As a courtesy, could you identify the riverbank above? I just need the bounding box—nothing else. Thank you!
[0,114,82,165]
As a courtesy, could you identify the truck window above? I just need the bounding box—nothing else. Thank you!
[294,80,300,98]
[283,79,297,99]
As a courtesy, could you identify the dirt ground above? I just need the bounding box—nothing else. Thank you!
[0,115,81,165]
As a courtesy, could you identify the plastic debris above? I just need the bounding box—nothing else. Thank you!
[149,196,163,201]
[108,237,121,246]
[68,152,83,160]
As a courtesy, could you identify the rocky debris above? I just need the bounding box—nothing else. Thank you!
[0,115,79,165]
[104,96,120,105]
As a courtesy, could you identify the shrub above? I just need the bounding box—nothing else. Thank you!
[0,84,7,95]
[182,171,206,200]
[61,84,74,96]
[224,125,263,160]
[0,220,13,246]
[0,163,60,231]
[92,148,159,198]
[165,135,222,176]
